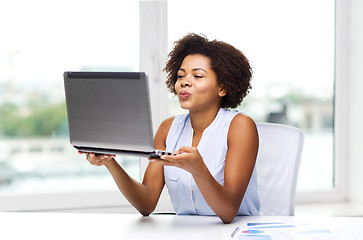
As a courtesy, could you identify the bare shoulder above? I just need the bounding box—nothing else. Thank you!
[230,113,257,132]
[228,113,258,143]
[158,116,175,135]
[154,116,175,149]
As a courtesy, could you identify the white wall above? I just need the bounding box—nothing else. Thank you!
[347,0,363,203]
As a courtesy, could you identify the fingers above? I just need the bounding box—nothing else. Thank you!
[150,147,204,176]
[160,153,181,161]
[150,156,178,167]
[159,147,196,161]
[84,152,115,166]
[177,146,196,154]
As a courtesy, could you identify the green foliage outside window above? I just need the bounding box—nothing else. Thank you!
[0,102,68,137]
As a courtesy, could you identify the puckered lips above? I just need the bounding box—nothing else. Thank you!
[178,90,191,100]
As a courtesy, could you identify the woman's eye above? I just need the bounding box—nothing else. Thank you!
[177,75,184,79]
[195,75,203,79]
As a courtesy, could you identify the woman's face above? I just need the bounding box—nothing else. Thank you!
[175,54,226,112]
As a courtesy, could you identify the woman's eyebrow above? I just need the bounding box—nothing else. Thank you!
[192,68,207,73]
[178,68,208,73]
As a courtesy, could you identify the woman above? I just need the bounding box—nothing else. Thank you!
[81,33,259,223]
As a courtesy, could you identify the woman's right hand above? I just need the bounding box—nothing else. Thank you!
[78,151,116,166]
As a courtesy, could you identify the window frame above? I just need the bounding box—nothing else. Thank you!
[295,0,348,203]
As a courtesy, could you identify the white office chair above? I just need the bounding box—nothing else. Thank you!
[255,123,304,216]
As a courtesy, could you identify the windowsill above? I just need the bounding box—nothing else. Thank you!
[295,201,363,217]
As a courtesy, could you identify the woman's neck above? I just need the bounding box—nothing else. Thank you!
[189,106,221,134]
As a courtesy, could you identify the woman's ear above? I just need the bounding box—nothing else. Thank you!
[218,87,227,97]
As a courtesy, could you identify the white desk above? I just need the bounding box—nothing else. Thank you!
[0,212,362,240]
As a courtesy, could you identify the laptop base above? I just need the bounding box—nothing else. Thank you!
[75,146,174,158]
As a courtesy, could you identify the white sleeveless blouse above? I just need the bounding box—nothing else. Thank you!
[164,108,260,216]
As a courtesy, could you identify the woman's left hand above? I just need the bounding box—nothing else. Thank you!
[150,146,205,176]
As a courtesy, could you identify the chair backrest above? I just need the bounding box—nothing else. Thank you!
[255,123,304,216]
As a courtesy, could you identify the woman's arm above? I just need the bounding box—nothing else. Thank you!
[196,114,258,223]
[83,117,174,216]
[156,114,258,223]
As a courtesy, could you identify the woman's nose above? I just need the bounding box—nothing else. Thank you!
[181,82,190,87]
[179,77,191,87]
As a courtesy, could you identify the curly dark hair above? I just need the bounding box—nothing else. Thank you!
[164,33,253,109]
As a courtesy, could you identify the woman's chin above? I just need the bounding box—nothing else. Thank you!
[179,103,190,110]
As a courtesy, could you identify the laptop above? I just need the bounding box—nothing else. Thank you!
[63,71,173,158]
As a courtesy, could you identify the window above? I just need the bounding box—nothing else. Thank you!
[168,0,335,194]
[0,0,140,203]
[0,0,341,212]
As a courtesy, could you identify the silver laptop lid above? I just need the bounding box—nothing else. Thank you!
[64,72,155,153]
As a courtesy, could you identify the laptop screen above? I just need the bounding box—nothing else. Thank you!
[64,72,155,153]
